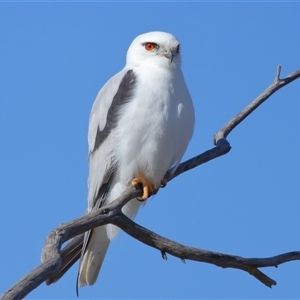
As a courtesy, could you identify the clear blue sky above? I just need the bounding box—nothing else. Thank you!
[1,2,300,299]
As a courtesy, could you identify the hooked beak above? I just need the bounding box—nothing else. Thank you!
[162,49,174,63]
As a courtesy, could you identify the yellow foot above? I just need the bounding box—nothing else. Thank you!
[131,173,154,200]
[131,174,167,200]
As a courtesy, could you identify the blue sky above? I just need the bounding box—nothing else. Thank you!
[1,2,300,299]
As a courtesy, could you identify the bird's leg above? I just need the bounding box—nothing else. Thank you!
[131,173,154,200]
[131,174,168,200]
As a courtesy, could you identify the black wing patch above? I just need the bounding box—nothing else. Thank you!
[92,70,137,152]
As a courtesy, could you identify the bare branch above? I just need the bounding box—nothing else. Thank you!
[112,210,300,287]
[214,65,300,144]
[166,138,231,182]
[1,66,300,300]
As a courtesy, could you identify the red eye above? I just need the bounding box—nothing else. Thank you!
[144,42,157,51]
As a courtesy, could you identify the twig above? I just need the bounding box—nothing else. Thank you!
[214,65,300,144]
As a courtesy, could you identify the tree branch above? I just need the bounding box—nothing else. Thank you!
[112,212,300,287]
[214,65,300,144]
[1,66,300,300]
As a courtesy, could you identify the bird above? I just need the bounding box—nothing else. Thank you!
[46,31,195,289]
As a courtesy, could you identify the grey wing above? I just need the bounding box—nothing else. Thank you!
[87,67,138,212]
[46,67,137,286]
[87,67,133,210]
[78,67,137,290]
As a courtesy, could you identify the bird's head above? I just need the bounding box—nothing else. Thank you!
[126,31,181,68]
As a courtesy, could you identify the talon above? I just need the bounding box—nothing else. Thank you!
[131,173,154,200]
[131,174,166,200]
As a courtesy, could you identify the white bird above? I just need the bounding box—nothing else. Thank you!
[46,31,195,289]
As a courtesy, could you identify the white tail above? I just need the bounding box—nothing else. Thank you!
[78,226,110,287]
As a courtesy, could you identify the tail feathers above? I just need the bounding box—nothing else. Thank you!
[46,233,84,285]
[107,198,142,240]
[78,226,110,287]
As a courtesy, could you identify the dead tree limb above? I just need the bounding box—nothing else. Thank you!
[1,66,300,300]
[214,65,300,143]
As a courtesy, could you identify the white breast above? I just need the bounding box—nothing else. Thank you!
[106,63,194,239]
[114,64,195,187]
